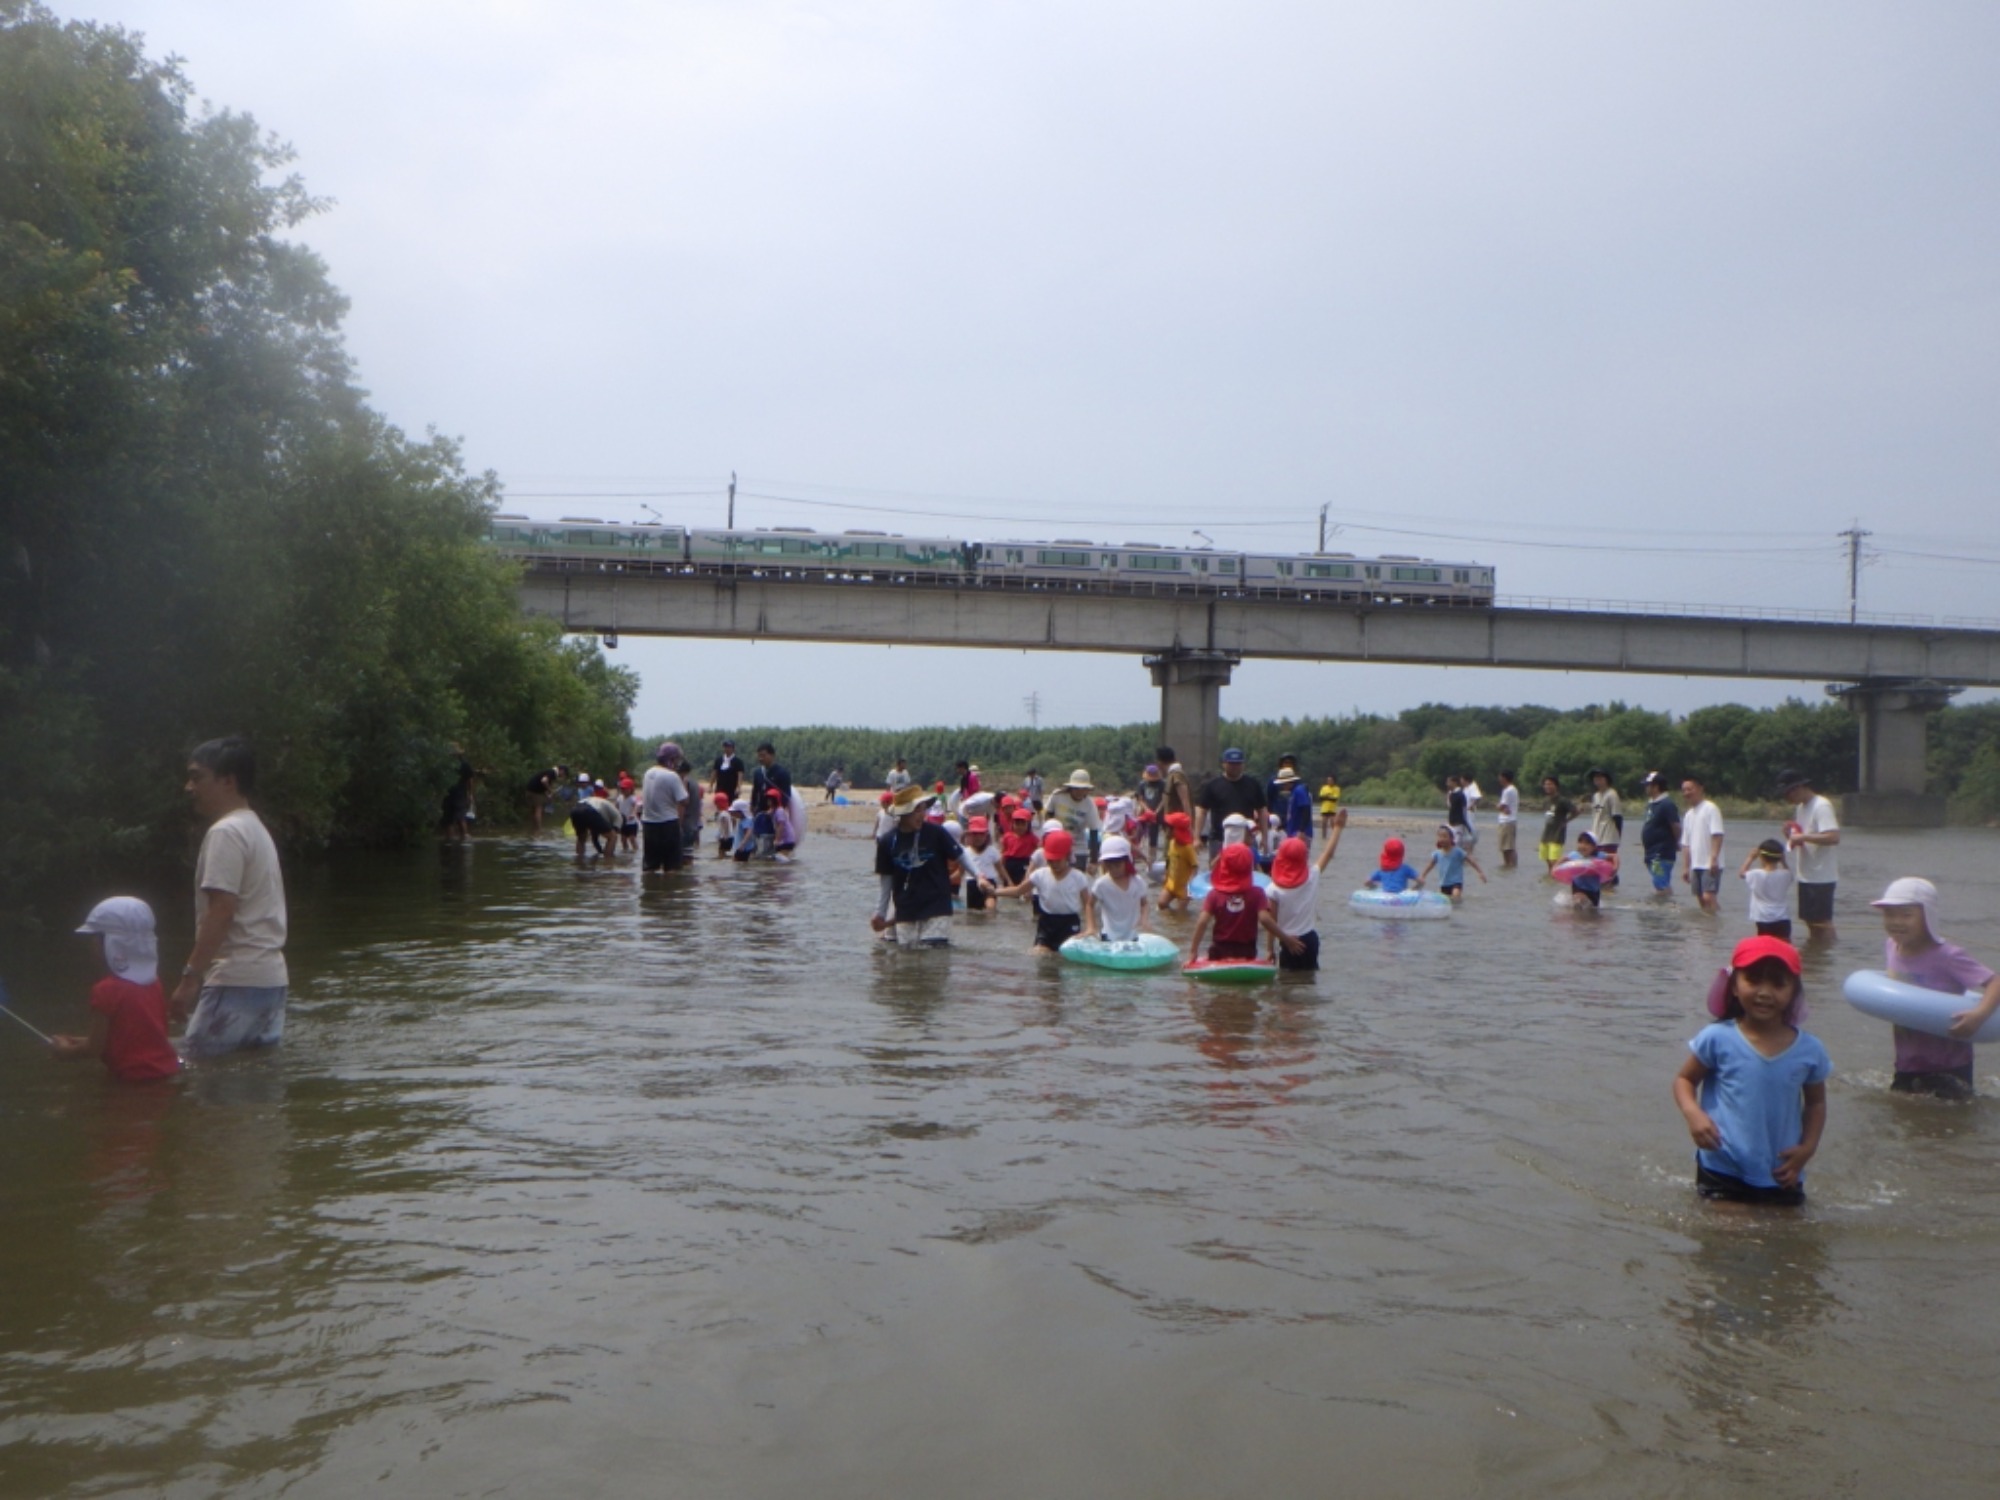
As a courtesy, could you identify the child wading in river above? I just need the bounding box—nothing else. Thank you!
[1083,835,1149,942]
[1189,844,1288,963]
[1739,838,1795,940]
[1265,809,1346,971]
[1159,811,1199,911]
[996,828,1090,954]
[51,897,181,1083]
[1420,823,1487,900]
[1871,877,2000,1099]
[1365,837,1422,894]
[1673,935,1829,1206]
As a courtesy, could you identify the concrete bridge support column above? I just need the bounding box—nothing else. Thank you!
[1145,650,1240,782]
[1828,678,1960,827]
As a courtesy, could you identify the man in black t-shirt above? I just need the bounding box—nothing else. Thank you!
[1195,748,1268,854]
[871,786,962,946]
[711,740,744,802]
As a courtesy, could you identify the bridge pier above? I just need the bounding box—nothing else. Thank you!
[1828,678,1960,827]
[1145,649,1240,781]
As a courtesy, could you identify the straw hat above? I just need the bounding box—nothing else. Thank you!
[888,785,939,817]
[1065,768,1093,790]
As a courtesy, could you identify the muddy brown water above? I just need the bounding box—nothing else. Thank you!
[2,815,1997,1498]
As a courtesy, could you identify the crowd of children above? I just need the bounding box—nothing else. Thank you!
[32,752,1998,1222]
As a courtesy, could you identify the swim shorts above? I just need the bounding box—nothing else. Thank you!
[1035,912,1082,951]
[1276,930,1320,971]
[183,984,287,1057]
[1646,856,1675,892]
[1696,1162,1804,1207]
[1798,882,1836,925]
[893,917,952,948]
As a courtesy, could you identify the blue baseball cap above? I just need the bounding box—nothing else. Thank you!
[1222,748,1245,763]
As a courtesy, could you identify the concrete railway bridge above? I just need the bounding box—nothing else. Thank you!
[516,562,2000,826]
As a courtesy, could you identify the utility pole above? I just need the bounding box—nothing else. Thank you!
[1318,503,1329,554]
[727,471,737,530]
[1839,522,1871,623]
[1023,691,1041,729]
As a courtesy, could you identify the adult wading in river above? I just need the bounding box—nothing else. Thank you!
[640,743,688,872]
[174,737,289,1056]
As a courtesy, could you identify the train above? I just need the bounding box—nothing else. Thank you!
[485,515,1497,606]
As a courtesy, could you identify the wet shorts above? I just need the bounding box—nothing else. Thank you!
[893,917,952,948]
[1696,1162,1804,1207]
[1756,919,1794,941]
[1798,882,1836,925]
[184,984,287,1057]
[1646,856,1675,892]
[1691,868,1722,898]
[1035,912,1083,951]
[1538,841,1564,864]
[1276,929,1320,971]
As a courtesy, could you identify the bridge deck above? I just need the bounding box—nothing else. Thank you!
[516,565,2000,686]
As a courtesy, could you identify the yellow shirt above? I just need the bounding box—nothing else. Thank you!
[1317,782,1341,815]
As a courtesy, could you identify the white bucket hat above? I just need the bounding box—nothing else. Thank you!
[1870,877,1940,941]
[1099,835,1133,862]
[75,896,160,985]
[1065,768,1093,790]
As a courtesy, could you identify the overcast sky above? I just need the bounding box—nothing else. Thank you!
[75,1,2000,732]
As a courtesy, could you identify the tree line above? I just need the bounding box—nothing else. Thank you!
[0,6,634,913]
[647,698,2000,822]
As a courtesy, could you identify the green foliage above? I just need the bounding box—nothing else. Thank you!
[1344,769,1439,807]
[1949,743,2000,825]
[0,6,632,907]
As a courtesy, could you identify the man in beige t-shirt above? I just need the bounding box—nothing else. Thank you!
[173,736,289,1056]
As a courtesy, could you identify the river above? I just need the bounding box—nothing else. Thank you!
[2,812,1997,1498]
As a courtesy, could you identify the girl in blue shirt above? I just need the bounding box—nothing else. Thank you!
[1672,935,1830,1206]
[1419,824,1487,899]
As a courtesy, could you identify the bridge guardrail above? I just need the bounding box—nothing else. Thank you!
[510,553,1972,632]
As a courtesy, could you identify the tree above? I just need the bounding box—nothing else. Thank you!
[0,5,632,908]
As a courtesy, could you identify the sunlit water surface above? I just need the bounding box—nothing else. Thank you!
[3,814,1998,1498]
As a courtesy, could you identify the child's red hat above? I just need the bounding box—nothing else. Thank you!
[1042,828,1074,862]
[1730,934,1801,975]
[1379,837,1405,870]
[965,815,989,833]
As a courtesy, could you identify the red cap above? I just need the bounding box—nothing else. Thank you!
[1379,837,1405,871]
[1042,828,1074,862]
[766,788,782,801]
[965,816,989,834]
[714,792,729,809]
[1271,836,1310,889]
[1730,934,1802,975]
[1212,843,1254,893]
[1000,794,1019,808]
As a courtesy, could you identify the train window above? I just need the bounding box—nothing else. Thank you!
[1275,562,1294,576]
[1037,550,1091,567]
[1390,566,1441,583]
[1218,558,1238,574]
[1303,563,1355,579]
[1005,549,1024,563]
[1128,553,1183,571]
[1453,570,1468,583]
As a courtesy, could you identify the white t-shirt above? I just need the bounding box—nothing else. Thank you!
[1268,868,1322,938]
[1794,794,1840,884]
[195,807,288,987]
[615,791,638,823]
[1052,793,1102,835]
[1589,789,1622,845]
[1090,873,1146,940]
[1497,784,1520,825]
[640,765,686,823]
[962,842,1003,884]
[1680,800,1726,868]
[1744,866,1795,924]
[1029,865,1089,915]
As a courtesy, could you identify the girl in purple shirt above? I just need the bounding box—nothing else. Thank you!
[1871,877,2000,1099]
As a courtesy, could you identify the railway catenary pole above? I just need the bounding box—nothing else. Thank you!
[1840,522,1871,625]
[727,471,737,530]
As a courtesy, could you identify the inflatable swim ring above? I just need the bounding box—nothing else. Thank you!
[1551,857,1615,887]
[1060,933,1180,972]
[1349,888,1453,921]
[1842,970,2000,1043]
[1183,958,1279,984]
[1187,869,1274,901]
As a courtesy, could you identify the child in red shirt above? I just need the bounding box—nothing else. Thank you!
[52,897,180,1082]
[1188,845,1284,961]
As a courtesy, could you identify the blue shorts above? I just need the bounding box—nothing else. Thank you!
[1646,856,1675,892]
[184,984,287,1057]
